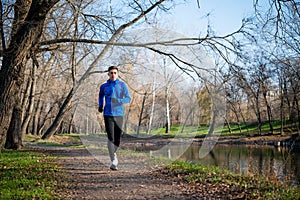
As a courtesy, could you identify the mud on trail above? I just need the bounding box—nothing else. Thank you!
[39,146,200,200]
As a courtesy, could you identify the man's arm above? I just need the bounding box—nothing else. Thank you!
[98,85,104,111]
[119,83,130,104]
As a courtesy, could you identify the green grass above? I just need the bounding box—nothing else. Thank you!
[145,119,299,138]
[221,119,299,136]
[165,160,300,200]
[0,149,64,199]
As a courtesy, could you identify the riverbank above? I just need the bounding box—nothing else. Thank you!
[119,133,300,151]
[195,133,300,148]
[30,132,300,148]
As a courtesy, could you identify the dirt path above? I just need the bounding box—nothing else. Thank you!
[26,133,299,199]
[36,145,199,200]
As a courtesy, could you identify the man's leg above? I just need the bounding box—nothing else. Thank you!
[104,116,114,142]
[113,116,123,147]
[104,116,118,170]
[110,116,123,170]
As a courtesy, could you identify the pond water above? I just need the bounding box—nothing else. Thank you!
[137,142,300,186]
[176,144,300,186]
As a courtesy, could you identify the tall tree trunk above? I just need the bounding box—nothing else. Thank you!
[293,94,300,131]
[4,103,23,149]
[33,55,53,135]
[180,103,197,134]
[0,0,59,148]
[137,92,147,136]
[0,57,27,148]
[147,81,156,135]
[21,70,33,120]
[124,94,135,134]
[33,90,43,135]
[254,92,262,135]
[68,104,77,134]
[6,65,34,148]
[262,90,273,134]
[229,101,242,133]
[224,117,232,134]
[297,101,300,131]
[279,76,284,135]
[238,103,249,133]
[21,63,37,137]
[207,108,217,137]
[283,81,292,121]
[165,86,170,133]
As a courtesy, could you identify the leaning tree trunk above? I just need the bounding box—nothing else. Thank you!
[41,88,74,139]
[0,0,59,148]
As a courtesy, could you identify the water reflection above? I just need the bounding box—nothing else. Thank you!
[178,144,300,186]
[145,143,300,186]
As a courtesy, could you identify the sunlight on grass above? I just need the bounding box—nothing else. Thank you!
[24,133,84,148]
[0,149,63,199]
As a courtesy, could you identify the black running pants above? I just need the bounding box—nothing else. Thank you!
[104,116,123,147]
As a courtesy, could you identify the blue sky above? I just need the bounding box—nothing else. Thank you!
[166,0,255,36]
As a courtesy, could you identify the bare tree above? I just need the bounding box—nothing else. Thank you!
[2,0,278,148]
[0,0,60,148]
[41,0,168,139]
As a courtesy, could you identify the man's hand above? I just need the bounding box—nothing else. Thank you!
[111,98,119,103]
[98,107,103,113]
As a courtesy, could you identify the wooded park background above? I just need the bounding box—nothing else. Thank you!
[0,0,299,150]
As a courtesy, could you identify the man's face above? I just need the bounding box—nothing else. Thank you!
[108,69,118,81]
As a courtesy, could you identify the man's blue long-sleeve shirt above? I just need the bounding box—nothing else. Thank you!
[98,79,130,116]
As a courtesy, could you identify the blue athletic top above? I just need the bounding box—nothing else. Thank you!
[98,79,130,116]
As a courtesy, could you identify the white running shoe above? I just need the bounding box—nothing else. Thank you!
[110,162,118,170]
[110,153,118,170]
[112,153,118,166]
